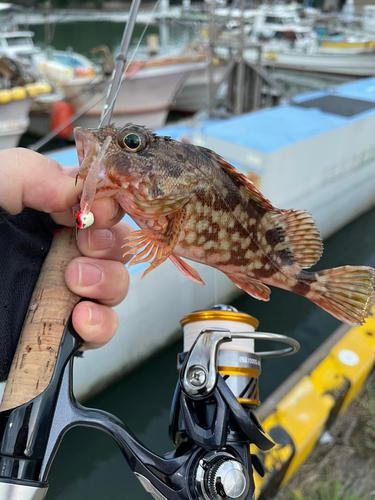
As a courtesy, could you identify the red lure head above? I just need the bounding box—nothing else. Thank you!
[75,210,94,229]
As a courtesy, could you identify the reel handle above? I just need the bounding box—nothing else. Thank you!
[0,228,81,412]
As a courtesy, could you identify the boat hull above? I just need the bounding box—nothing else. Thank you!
[173,64,228,113]
[28,60,207,137]
[0,98,33,149]
[245,47,375,77]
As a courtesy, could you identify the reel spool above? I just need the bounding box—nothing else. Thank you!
[180,304,300,407]
[180,305,261,407]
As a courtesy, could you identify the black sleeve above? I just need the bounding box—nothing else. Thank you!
[0,206,61,382]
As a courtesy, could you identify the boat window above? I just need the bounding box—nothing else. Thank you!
[274,30,297,41]
[53,54,83,67]
[6,37,33,47]
[274,31,284,39]
[296,95,375,117]
[265,16,283,24]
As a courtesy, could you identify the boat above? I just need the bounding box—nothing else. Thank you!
[172,40,229,114]
[0,23,99,81]
[0,26,105,139]
[0,22,210,138]
[28,55,209,138]
[63,56,208,131]
[362,4,375,35]
[172,62,227,113]
[0,56,51,149]
[0,88,34,149]
[236,4,375,77]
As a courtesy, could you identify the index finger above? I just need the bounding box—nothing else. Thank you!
[51,197,125,228]
[0,148,82,215]
[53,166,125,228]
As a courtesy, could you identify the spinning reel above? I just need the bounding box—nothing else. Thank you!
[0,305,299,500]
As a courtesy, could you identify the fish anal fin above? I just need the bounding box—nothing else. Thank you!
[169,254,205,285]
[199,146,275,211]
[227,274,271,301]
[271,209,323,269]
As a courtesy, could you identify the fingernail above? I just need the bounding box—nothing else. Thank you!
[76,260,102,286]
[88,228,115,250]
[110,199,120,221]
[85,305,103,326]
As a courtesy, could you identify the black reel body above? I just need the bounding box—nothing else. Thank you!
[0,305,299,500]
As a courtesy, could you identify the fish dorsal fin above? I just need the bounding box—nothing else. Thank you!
[198,147,323,269]
[270,209,323,269]
[200,147,275,211]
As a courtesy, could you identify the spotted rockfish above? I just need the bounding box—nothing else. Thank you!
[74,124,374,326]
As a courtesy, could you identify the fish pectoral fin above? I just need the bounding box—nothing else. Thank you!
[122,208,186,275]
[270,209,323,269]
[227,274,271,301]
[169,254,205,285]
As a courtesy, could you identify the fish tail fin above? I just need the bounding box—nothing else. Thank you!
[309,266,374,326]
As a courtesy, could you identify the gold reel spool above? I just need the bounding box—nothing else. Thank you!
[180,305,262,407]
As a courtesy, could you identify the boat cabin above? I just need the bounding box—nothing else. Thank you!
[0,31,39,58]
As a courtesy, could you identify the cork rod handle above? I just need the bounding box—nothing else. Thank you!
[0,229,81,412]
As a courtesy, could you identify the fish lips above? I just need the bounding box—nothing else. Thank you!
[74,127,98,167]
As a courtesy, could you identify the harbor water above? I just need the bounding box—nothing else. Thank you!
[46,204,375,500]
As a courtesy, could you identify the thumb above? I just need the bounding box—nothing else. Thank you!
[0,148,82,216]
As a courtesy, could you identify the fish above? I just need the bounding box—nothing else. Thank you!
[74,123,374,327]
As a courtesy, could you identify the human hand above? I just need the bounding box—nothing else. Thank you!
[0,147,131,351]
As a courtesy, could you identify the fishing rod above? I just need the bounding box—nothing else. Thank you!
[0,3,301,500]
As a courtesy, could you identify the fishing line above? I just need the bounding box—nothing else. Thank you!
[125,0,161,71]
[99,0,161,127]
[213,268,218,305]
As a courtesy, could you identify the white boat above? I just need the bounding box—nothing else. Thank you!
[245,46,375,77]
[0,57,52,149]
[1,77,375,403]
[0,94,32,149]
[362,4,375,34]
[0,29,100,85]
[62,57,209,131]
[0,25,211,137]
[28,56,209,138]
[0,22,210,136]
[173,62,228,113]
[237,4,375,77]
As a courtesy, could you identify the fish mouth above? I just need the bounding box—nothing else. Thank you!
[74,127,98,167]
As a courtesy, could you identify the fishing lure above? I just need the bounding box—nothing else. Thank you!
[74,135,113,230]
[74,123,375,327]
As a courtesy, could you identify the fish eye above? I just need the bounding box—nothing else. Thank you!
[123,133,141,150]
[117,127,148,152]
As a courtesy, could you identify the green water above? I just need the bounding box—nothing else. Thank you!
[46,205,375,500]
[23,20,198,60]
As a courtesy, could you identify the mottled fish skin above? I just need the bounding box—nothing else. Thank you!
[74,123,374,327]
